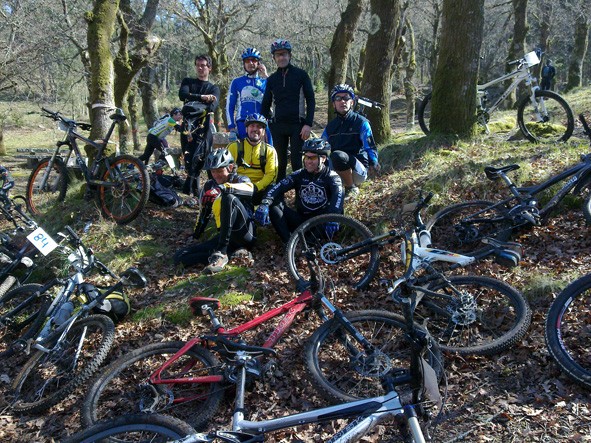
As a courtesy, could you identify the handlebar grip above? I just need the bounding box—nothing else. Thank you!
[65,225,80,243]
[423,192,434,205]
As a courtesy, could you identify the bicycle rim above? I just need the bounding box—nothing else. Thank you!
[26,158,68,215]
[545,275,591,388]
[286,214,379,290]
[98,155,150,224]
[417,93,432,135]
[517,90,574,143]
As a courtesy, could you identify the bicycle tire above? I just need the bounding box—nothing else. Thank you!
[26,157,69,215]
[63,413,196,443]
[426,200,513,256]
[81,341,224,431]
[415,275,531,356]
[11,195,31,215]
[0,283,48,357]
[98,154,150,224]
[545,274,591,388]
[305,310,444,404]
[285,213,380,290]
[417,92,432,135]
[517,90,574,143]
[11,314,115,414]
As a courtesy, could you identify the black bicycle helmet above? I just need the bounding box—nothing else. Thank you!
[330,84,355,102]
[204,148,235,170]
[242,47,262,60]
[244,113,268,128]
[270,39,292,54]
[302,138,331,156]
[170,107,182,116]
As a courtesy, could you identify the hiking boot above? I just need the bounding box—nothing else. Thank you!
[231,248,253,260]
[203,251,229,274]
[344,186,360,200]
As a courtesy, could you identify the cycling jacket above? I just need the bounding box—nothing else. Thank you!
[226,74,267,129]
[322,110,378,167]
[148,115,181,140]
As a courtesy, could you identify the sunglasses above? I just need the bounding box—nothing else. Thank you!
[333,96,352,102]
[303,154,319,160]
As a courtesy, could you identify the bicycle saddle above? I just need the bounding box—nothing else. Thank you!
[190,297,221,316]
[109,112,127,122]
[484,164,520,180]
[207,335,277,357]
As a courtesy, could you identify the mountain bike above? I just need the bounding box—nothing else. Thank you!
[80,253,443,432]
[426,113,591,256]
[4,225,147,414]
[26,107,150,224]
[66,248,444,443]
[545,273,591,389]
[0,193,36,231]
[418,50,574,143]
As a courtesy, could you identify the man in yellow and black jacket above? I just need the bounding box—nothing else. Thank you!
[227,113,278,205]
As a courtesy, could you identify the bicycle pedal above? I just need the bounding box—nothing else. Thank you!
[11,339,27,353]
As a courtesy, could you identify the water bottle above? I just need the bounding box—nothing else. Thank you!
[53,301,74,326]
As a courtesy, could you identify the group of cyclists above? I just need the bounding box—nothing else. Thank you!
[162,38,381,274]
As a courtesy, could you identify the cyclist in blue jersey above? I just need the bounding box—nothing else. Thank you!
[226,48,273,145]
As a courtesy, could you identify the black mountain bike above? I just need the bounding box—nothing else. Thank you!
[26,107,150,224]
[545,273,591,389]
[426,114,591,256]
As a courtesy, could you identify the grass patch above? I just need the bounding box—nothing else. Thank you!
[522,273,571,303]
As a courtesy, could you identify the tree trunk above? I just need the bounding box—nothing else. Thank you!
[565,14,589,92]
[355,44,366,91]
[86,0,120,161]
[537,2,553,80]
[427,0,442,83]
[327,0,365,120]
[128,82,141,153]
[430,0,485,137]
[360,0,401,143]
[139,65,160,129]
[505,0,528,107]
[0,126,5,156]
[403,17,417,129]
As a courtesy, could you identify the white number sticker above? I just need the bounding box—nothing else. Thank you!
[27,227,58,256]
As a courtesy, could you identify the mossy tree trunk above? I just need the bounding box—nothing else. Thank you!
[430,0,485,138]
[114,0,162,154]
[355,45,366,91]
[537,2,553,81]
[139,65,159,129]
[0,126,5,156]
[403,16,417,129]
[128,83,141,152]
[505,0,528,107]
[565,13,589,92]
[360,0,401,143]
[327,0,365,120]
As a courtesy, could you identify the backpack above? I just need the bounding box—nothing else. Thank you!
[78,283,131,323]
[236,139,267,172]
[149,173,183,208]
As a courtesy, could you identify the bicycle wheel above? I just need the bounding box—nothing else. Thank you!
[517,90,574,143]
[81,341,224,431]
[26,157,69,215]
[417,92,432,135]
[414,275,531,356]
[0,283,48,357]
[11,195,30,215]
[11,314,115,414]
[98,155,150,224]
[426,200,513,256]
[305,310,443,404]
[285,214,380,290]
[545,274,591,388]
[63,413,196,443]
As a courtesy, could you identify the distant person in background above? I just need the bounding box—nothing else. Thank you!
[138,108,183,164]
[541,59,556,91]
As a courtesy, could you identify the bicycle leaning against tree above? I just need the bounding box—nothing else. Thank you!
[418,49,574,143]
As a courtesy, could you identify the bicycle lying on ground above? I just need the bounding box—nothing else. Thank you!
[67,242,444,443]
[426,113,591,256]
[26,107,150,224]
[545,273,591,389]
[80,252,443,433]
[286,192,531,355]
[418,50,574,143]
[3,225,147,413]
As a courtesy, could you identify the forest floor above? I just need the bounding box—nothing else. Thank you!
[0,96,590,442]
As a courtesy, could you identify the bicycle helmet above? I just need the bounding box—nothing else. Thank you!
[241,47,262,60]
[270,39,292,54]
[302,138,331,156]
[244,113,268,128]
[330,84,355,102]
[204,148,235,170]
[170,107,182,116]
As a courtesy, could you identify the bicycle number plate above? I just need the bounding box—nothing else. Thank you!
[27,227,58,256]
[165,154,175,169]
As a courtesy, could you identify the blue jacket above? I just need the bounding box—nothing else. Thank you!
[226,74,267,129]
[322,110,378,167]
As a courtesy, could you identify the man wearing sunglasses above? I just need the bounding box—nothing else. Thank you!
[323,83,380,200]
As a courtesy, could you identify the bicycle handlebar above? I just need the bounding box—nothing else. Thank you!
[41,108,92,131]
[356,96,384,110]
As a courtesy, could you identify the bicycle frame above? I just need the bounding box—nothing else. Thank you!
[478,63,536,117]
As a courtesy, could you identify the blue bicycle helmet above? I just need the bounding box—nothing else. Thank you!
[330,84,355,102]
[244,113,268,129]
[241,47,262,60]
[302,138,331,156]
[270,39,292,54]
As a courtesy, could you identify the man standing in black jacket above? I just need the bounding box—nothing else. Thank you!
[261,39,316,180]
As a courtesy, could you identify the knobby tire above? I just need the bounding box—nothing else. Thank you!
[26,157,69,215]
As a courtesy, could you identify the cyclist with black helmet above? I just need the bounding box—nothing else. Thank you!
[174,148,255,274]
[137,107,183,164]
[254,138,343,243]
[261,39,316,181]
[227,113,278,205]
[323,83,380,200]
[226,47,273,145]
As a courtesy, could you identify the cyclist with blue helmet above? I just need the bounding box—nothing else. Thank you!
[226,48,273,145]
